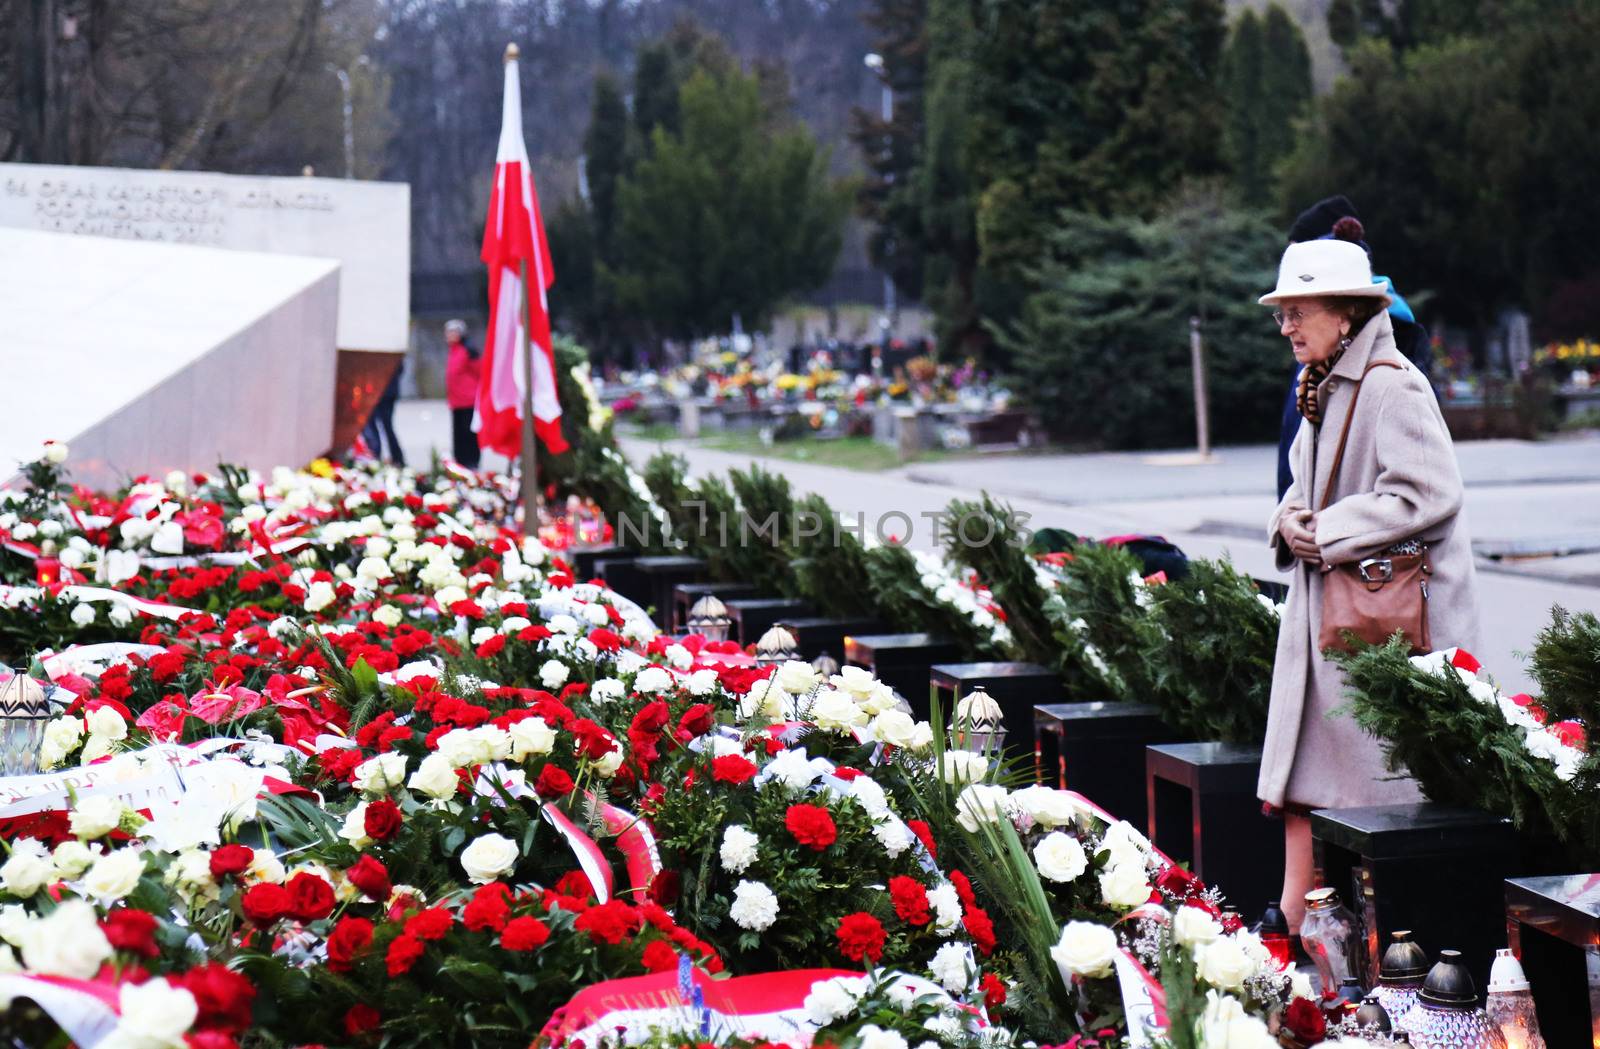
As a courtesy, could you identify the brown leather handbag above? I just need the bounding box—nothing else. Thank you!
[1314,360,1433,655]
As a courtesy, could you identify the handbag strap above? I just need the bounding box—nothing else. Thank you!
[1317,359,1404,511]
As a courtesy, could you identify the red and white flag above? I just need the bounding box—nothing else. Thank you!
[476,47,568,457]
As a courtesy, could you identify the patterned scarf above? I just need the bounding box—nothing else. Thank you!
[1296,350,1345,425]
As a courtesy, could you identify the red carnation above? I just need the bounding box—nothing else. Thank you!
[171,962,256,1034]
[208,844,254,881]
[677,703,715,738]
[981,972,1008,1009]
[386,933,425,976]
[553,871,596,900]
[1284,997,1327,1043]
[949,870,976,911]
[641,940,679,973]
[964,905,997,956]
[630,701,670,734]
[326,916,374,972]
[785,804,838,851]
[474,634,506,659]
[570,718,617,761]
[240,883,292,927]
[405,907,454,941]
[343,1003,382,1037]
[363,799,403,842]
[535,764,575,798]
[285,872,336,923]
[888,876,931,926]
[1449,649,1481,674]
[345,855,391,902]
[711,754,758,786]
[463,883,512,933]
[1552,720,1587,750]
[500,915,552,951]
[574,900,643,945]
[101,907,160,958]
[906,819,937,858]
[836,912,887,963]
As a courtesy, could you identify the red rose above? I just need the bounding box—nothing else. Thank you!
[343,1003,381,1038]
[386,933,425,976]
[641,939,679,973]
[172,962,255,1034]
[500,915,552,951]
[574,900,643,945]
[630,701,670,734]
[1284,997,1327,1043]
[405,907,454,941]
[345,855,391,902]
[363,799,403,842]
[785,803,838,851]
[326,916,374,972]
[463,883,511,932]
[570,719,617,761]
[241,883,292,927]
[474,634,506,659]
[208,844,254,881]
[1154,864,1203,900]
[102,907,159,958]
[710,754,758,786]
[535,764,575,798]
[981,972,1008,1009]
[648,869,681,907]
[677,703,715,738]
[888,876,931,926]
[284,872,336,923]
[836,912,887,963]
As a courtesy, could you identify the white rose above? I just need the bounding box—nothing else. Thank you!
[1,848,52,897]
[1195,935,1256,991]
[1101,819,1152,857]
[51,841,97,880]
[81,848,145,902]
[1173,905,1224,947]
[720,825,760,874]
[409,753,461,800]
[71,602,97,627]
[860,683,900,716]
[538,659,569,689]
[1011,785,1083,829]
[42,441,69,465]
[803,975,866,1025]
[248,848,286,884]
[728,879,780,931]
[775,660,820,695]
[371,604,403,627]
[1034,832,1089,883]
[633,666,673,693]
[435,728,487,768]
[955,783,1012,833]
[1099,860,1153,909]
[459,832,519,884]
[929,942,973,993]
[86,706,129,742]
[739,677,788,723]
[509,717,556,761]
[112,976,198,1048]
[941,750,991,786]
[164,850,219,903]
[352,752,408,795]
[19,899,112,978]
[356,556,392,583]
[869,709,920,748]
[590,678,625,704]
[303,580,336,613]
[71,795,127,839]
[593,747,624,778]
[547,613,579,635]
[830,665,878,699]
[808,688,869,732]
[1050,920,1118,978]
[1197,989,1277,1049]
[107,603,134,628]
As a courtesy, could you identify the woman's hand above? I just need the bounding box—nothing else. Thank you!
[1279,509,1323,565]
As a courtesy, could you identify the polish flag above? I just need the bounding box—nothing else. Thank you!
[476,45,568,457]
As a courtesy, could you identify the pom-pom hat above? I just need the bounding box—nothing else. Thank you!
[1259,239,1393,307]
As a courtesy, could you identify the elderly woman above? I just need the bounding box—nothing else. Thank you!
[1258,239,1480,932]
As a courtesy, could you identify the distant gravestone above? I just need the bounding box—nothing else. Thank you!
[0,163,410,451]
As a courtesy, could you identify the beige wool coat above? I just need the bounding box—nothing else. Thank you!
[1258,311,1481,810]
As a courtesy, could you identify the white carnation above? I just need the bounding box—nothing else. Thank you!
[728,879,780,931]
[719,825,760,874]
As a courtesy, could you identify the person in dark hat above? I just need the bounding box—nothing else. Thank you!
[1275,198,1433,499]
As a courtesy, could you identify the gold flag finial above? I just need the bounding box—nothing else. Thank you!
[504,42,519,64]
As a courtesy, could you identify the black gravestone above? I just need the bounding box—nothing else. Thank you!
[1035,702,1183,832]
[931,662,1062,765]
[1504,874,1600,1048]
[725,597,812,647]
[671,581,762,634]
[843,633,962,720]
[776,617,885,663]
[629,556,708,629]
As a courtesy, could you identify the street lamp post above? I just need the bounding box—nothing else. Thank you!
[328,66,355,179]
[864,53,896,331]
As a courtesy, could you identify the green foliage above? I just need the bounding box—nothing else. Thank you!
[863,544,1002,661]
[1529,607,1600,727]
[725,464,801,598]
[610,65,851,340]
[918,0,983,358]
[1220,6,1312,205]
[1044,543,1156,702]
[790,493,877,620]
[1002,192,1284,449]
[1334,639,1594,863]
[584,72,628,263]
[1280,8,1600,325]
[1139,560,1277,744]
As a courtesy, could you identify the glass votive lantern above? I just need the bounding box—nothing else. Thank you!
[1399,949,1508,1049]
[1377,929,1430,1023]
[1302,887,1360,994]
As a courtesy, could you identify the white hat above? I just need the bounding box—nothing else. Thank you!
[444,318,468,335]
[1259,240,1392,306]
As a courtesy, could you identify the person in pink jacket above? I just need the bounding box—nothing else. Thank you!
[444,319,482,469]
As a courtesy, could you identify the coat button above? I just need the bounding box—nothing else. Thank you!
[1326,380,1338,392]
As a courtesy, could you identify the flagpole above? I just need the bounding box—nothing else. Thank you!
[518,256,541,537]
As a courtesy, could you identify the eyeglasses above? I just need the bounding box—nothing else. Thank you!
[1272,305,1331,328]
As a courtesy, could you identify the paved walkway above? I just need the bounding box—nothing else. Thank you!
[395,399,1600,692]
